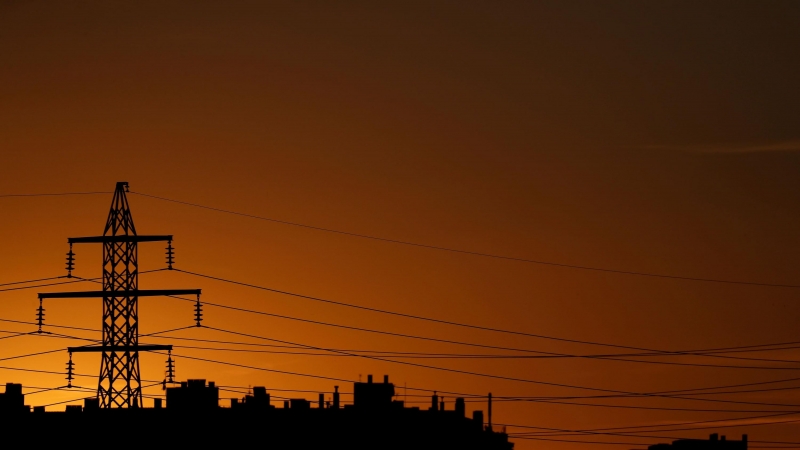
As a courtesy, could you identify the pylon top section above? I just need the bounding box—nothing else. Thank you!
[103,181,136,237]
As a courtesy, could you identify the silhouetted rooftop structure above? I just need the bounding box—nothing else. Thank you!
[0,383,25,413]
[650,434,748,450]
[353,374,396,409]
[0,374,512,449]
[166,379,219,410]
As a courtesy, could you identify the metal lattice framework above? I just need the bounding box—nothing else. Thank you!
[38,182,201,408]
[99,182,141,407]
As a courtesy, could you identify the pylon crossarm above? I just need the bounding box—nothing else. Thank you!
[68,345,173,353]
[69,235,173,244]
[39,289,201,299]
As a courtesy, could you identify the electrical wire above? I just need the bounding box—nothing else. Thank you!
[162,350,355,384]
[10,314,798,406]
[0,277,93,293]
[141,331,800,364]
[0,191,110,198]
[173,269,800,359]
[0,317,97,332]
[173,326,800,412]
[165,340,800,370]
[501,412,799,434]
[506,423,800,446]
[163,294,800,371]
[147,326,800,400]
[148,334,800,402]
[0,275,67,287]
[131,191,800,289]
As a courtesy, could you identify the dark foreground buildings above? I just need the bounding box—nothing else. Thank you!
[0,376,513,449]
[650,434,748,450]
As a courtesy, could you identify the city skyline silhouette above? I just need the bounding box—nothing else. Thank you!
[0,2,799,449]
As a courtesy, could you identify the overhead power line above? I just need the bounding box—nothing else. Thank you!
[0,275,68,288]
[0,278,93,293]
[136,335,800,364]
[166,345,794,413]
[502,411,799,434]
[132,191,800,289]
[0,191,110,199]
[198,325,800,411]
[504,420,800,447]
[160,288,800,371]
[173,269,800,362]
[141,332,800,401]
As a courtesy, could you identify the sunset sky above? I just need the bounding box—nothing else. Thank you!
[1,1,800,449]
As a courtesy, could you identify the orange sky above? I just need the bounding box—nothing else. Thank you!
[1,1,799,449]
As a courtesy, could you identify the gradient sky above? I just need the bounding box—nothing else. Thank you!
[1,1,800,449]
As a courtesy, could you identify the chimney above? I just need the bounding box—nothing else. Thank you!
[473,410,484,427]
[383,375,389,384]
[440,397,445,411]
[488,393,493,430]
[319,393,324,409]
[710,434,719,441]
[367,375,373,384]
[333,386,340,409]
[431,392,439,411]
[743,435,748,449]
[153,398,162,409]
[455,398,466,416]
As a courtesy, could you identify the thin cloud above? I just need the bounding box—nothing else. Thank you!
[640,140,800,154]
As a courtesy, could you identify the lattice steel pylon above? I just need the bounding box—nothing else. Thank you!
[38,182,201,408]
[98,182,142,407]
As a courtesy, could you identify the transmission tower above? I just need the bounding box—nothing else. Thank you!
[38,182,201,408]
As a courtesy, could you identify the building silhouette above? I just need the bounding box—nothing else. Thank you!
[0,383,24,413]
[650,434,748,450]
[0,375,513,449]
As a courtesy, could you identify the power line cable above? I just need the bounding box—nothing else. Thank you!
[141,330,800,364]
[175,350,765,413]
[485,384,800,402]
[501,412,798,434]
[0,348,65,362]
[147,326,800,402]
[0,275,67,287]
[163,351,355,385]
[505,423,800,446]
[0,317,97,333]
[0,191,110,199]
[163,293,800,371]
[198,326,800,411]
[165,339,800,369]
[18,315,799,404]
[147,338,800,363]
[507,435,796,449]
[158,351,797,412]
[149,332,800,401]
[173,269,800,358]
[132,191,800,289]
[0,278,93,293]
[510,413,800,444]
[0,365,94,378]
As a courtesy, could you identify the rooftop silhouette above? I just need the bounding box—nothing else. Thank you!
[0,375,513,450]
